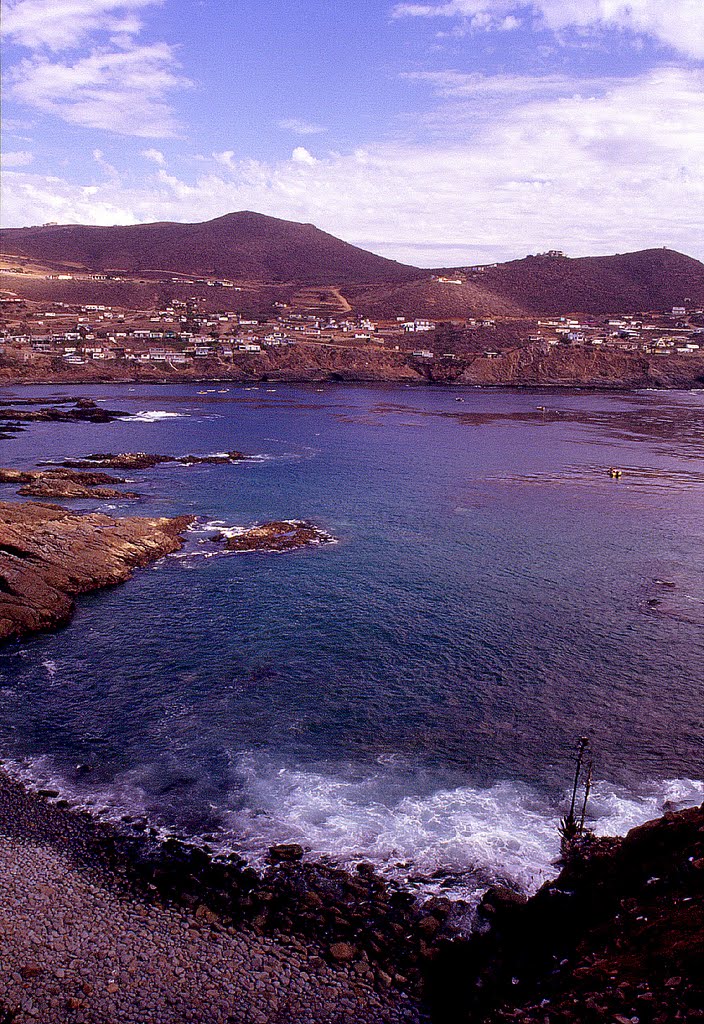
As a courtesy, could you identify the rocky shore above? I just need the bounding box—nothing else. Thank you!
[1,346,704,389]
[0,773,427,1024]
[1,768,702,1023]
[0,501,194,641]
[429,804,704,1023]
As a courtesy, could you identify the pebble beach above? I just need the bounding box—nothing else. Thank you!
[0,774,427,1024]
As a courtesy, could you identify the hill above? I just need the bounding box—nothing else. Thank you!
[0,211,424,286]
[450,247,704,316]
[1,212,703,316]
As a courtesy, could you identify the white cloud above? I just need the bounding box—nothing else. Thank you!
[2,68,703,263]
[291,146,317,165]
[213,150,236,169]
[278,118,327,136]
[141,147,165,164]
[0,150,34,167]
[1,0,161,52]
[392,1,704,59]
[9,43,190,137]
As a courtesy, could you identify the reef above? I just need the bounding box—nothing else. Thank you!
[219,520,334,552]
[0,467,139,500]
[50,451,249,470]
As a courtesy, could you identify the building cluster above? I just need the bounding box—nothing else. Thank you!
[531,307,703,356]
[1,293,701,368]
[0,297,442,366]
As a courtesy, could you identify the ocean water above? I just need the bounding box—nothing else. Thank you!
[1,383,703,903]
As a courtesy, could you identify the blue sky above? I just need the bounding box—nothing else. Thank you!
[2,0,703,265]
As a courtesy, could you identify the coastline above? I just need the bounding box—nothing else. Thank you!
[1,344,704,390]
[2,766,702,1023]
[0,768,428,1023]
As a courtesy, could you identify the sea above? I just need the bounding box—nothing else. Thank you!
[1,383,703,908]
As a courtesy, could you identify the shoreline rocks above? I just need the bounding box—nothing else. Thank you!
[0,774,424,1024]
[219,520,334,553]
[0,501,194,641]
[428,804,704,1023]
[0,466,139,500]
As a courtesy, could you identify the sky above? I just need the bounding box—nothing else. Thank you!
[1,0,703,266]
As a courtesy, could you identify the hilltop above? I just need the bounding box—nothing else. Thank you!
[1,214,703,317]
[0,211,424,287]
[454,247,704,316]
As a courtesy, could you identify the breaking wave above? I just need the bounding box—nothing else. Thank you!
[120,410,186,422]
[3,752,702,908]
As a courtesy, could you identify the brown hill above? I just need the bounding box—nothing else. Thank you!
[0,211,424,286]
[2,212,702,316]
[450,247,704,315]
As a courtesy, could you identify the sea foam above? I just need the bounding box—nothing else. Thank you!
[120,410,185,422]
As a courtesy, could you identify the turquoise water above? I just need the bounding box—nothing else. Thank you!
[1,383,703,898]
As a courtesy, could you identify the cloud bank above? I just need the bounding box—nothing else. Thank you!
[3,68,702,264]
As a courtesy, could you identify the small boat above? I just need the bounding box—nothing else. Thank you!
[608,467,623,478]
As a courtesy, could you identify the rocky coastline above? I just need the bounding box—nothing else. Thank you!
[0,771,427,1024]
[0,501,194,641]
[1,767,702,1023]
[1,346,704,389]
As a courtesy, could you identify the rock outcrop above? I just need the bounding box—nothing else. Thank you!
[220,520,333,552]
[0,467,139,499]
[53,451,248,470]
[0,501,193,641]
[429,804,704,1023]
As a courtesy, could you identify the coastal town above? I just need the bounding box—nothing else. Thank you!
[0,290,702,371]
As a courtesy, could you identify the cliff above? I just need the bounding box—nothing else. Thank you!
[1,344,703,389]
[430,804,704,1023]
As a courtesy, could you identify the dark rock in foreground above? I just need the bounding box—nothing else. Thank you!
[221,520,334,552]
[429,804,704,1023]
[0,501,194,640]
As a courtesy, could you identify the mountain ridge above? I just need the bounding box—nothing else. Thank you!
[2,212,703,316]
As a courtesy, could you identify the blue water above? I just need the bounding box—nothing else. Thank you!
[1,384,703,899]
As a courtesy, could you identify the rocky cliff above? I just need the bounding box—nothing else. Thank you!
[0,502,193,641]
[430,804,704,1023]
[1,345,704,389]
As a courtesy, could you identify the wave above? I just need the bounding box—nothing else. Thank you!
[119,410,186,422]
[215,756,704,901]
[4,751,701,909]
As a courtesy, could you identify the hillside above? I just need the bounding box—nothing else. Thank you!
[452,247,704,315]
[1,212,703,317]
[0,211,424,286]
